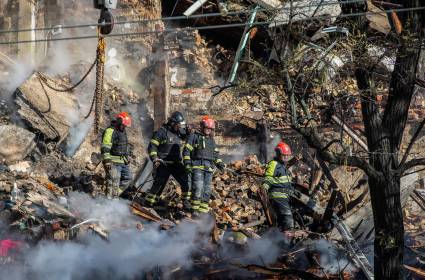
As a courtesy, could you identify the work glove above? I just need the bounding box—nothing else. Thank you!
[216,162,225,172]
[153,158,164,168]
[185,164,192,174]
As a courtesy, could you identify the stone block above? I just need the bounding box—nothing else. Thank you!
[0,125,35,165]
[15,73,79,143]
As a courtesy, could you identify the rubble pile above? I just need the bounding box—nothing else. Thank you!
[211,156,266,233]
[0,170,73,241]
[0,64,150,191]
[1,151,425,279]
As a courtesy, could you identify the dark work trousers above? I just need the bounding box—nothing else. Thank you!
[146,162,190,205]
[269,187,294,231]
[106,163,132,198]
[191,168,213,213]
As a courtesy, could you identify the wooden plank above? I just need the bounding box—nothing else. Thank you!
[152,43,170,130]
[322,190,339,222]
[331,115,368,151]
[257,187,275,226]
[410,193,425,212]
[317,156,338,189]
[404,265,425,278]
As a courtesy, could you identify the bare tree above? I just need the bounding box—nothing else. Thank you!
[236,0,425,278]
[288,1,424,279]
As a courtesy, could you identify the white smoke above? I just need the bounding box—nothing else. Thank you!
[218,228,286,266]
[241,229,286,265]
[23,224,204,280]
[0,192,215,280]
[312,239,354,274]
[0,62,33,95]
[68,192,136,228]
[65,117,94,156]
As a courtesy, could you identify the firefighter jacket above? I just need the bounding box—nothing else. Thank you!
[148,125,186,162]
[101,126,129,164]
[263,158,292,198]
[183,132,223,172]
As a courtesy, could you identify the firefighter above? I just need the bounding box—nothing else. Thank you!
[263,141,294,231]
[145,111,191,210]
[183,116,224,216]
[101,112,132,199]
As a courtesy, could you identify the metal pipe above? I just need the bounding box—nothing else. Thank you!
[183,0,208,17]
[226,5,259,85]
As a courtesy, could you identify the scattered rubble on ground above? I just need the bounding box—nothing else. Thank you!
[2,149,425,279]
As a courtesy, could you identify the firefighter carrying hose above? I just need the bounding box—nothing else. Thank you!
[263,141,294,231]
[101,112,132,199]
[144,111,192,211]
[183,116,224,216]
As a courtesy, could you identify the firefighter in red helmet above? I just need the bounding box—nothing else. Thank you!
[101,112,133,199]
[183,116,224,216]
[263,141,295,231]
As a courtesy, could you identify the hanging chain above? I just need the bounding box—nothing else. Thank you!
[94,35,106,134]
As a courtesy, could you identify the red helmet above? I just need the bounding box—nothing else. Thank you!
[200,116,215,129]
[275,141,292,156]
[115,112,132,127]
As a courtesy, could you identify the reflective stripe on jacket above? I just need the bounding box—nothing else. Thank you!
[263,158,292,191]
[101,127,128,164]
[183,132,222,171]
[148,125,185,162]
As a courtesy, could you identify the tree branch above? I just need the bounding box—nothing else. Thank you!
[355,67,383,152]
[398,158,425,176]
[399,118,425,167]
[295,126,379,178]
[382,2,425,150]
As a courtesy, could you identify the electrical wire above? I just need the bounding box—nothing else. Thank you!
[1,5,425,46]
[0,0,368,34]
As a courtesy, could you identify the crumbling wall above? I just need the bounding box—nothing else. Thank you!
[163,30,267,161]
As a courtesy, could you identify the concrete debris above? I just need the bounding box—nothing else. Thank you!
[0,125,35,165]
[270,0,342,27]
[7,161,32,174]
[251,0,282,9]
[15,73,79,143]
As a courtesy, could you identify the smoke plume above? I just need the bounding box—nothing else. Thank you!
[0,192,215,280]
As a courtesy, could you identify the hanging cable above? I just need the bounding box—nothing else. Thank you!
[36,59,96,92]
[1,5,425,45]
[0,0,368,35]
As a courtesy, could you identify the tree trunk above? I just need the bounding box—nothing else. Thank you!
[369,173,404,279]
[355,54,405,279]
